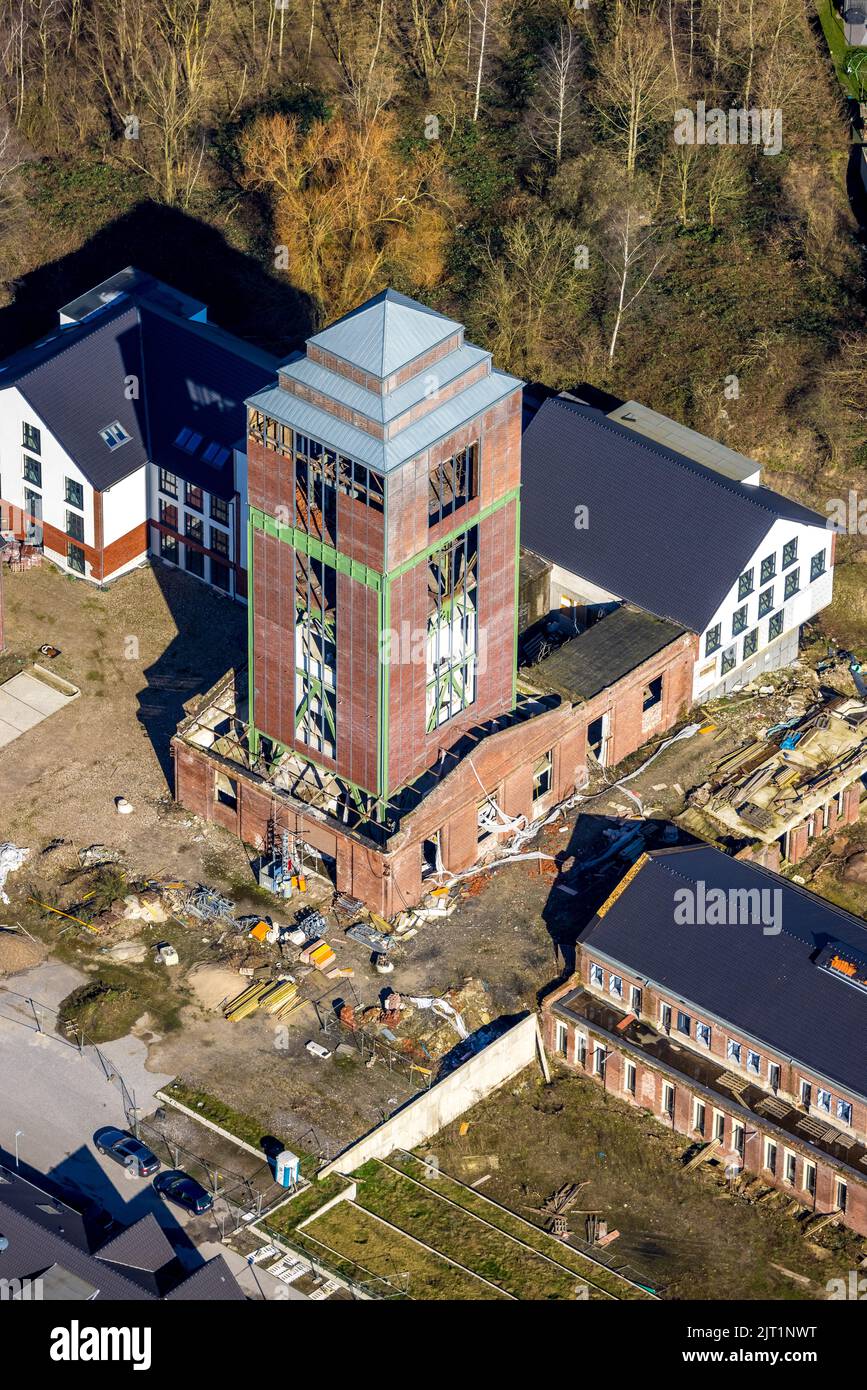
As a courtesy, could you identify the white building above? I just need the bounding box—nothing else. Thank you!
[520,393,833,700]
[0,268,276,598]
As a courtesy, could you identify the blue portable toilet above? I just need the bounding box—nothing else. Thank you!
[275,1150,300,1188]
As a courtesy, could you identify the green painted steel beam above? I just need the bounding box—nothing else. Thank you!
[249,508,382,592]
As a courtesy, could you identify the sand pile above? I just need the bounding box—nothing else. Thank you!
[188,963,244,1012]
[0,932,44,976]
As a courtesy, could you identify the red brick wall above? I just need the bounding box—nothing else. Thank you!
[574,944,867,1142]
[541,1004,867,1238]
[251,528,296,749]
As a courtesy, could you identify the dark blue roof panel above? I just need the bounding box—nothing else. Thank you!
[583,845,867,1100]
[520,397,826,632]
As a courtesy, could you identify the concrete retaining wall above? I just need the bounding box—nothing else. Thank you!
[320,1013,542,1177]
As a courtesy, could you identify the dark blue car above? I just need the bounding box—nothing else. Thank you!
[95,1128,160,1177]
[154,1170,214,1215]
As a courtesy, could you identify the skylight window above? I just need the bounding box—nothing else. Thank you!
[174,427,203,454]
[201,441,231,467]
[100,421,131,450]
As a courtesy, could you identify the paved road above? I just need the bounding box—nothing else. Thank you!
[0,960,307,1298]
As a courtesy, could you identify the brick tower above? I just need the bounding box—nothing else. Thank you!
[245,289,523,828]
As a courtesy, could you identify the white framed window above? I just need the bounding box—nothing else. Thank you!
[727,1040,742,1065]
[662,1082,675,1118]
[713,1109,725,1141]
[836,1099,853,1127]
[676,1010,691,1037]
[803,1160,816,1196]
[99,420,131,450]
[746,1049,761,1075]
[574,1032,587,1069]
[768,1062,781,1092]
[630,985,642,1014]
[693,1099,706,1134]
[589,963,604,989]
[554,1020,568,1057]
[696,1021,711,1048]
[817,1088,831,1113]
[732,1121,745,1156]
[835,1178,848,1213]
[609,974,623,1000]
[624,1061,636,1096]
[593,1043,607,1076]
[660,1002,672,1032]
[764,1138,777,1173]
[783,1150,797,1185]
[800,1079,812,1108]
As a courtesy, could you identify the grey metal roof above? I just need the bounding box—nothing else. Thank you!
[279,342,492,427]
[307,288,462,379]
[0,1178,154,1300]
[524,605,685,702]
[521,397,827,633]
[582,845,867,1102]
[249,367,520,474]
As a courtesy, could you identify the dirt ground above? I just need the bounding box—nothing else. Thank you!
[424,1066,867,1302]
[2,561,866,1166]
[0,560,253,889]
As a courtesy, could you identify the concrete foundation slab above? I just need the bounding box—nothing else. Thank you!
[0,669,79,751]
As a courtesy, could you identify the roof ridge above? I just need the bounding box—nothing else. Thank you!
[0,1197,155,1299]
[9,300,140,384]
[549,397,822,527]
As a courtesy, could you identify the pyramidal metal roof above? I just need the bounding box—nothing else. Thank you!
[307,288,462,380]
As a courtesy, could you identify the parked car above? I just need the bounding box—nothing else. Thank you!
[153,1170,214,1216]
[95,1128,160,1177]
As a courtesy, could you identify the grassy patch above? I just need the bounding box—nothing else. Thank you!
[162,1081,272,1152]
[814,0,861,97]
[422,1069,863,1300]
[388,1154,649,1298]
[353,1159,613,1299]
[264,1174,352,1235]
[58,979,146,1043]
[303,1200,507,1300]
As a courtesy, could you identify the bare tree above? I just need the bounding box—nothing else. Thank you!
[528,21,580,165]
[588,6,674,179]
[321,0,395,125]
[603,201,665,363]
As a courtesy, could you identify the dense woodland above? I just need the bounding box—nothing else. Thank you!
[0,0,866,639]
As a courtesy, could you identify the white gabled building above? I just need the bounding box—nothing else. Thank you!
[0,268,276,598]
[520,392,833,701]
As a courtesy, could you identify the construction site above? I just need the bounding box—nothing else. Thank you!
[1,538,867,1299]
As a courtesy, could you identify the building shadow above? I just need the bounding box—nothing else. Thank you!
[135,560,248,787]
[539,813,701,988]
